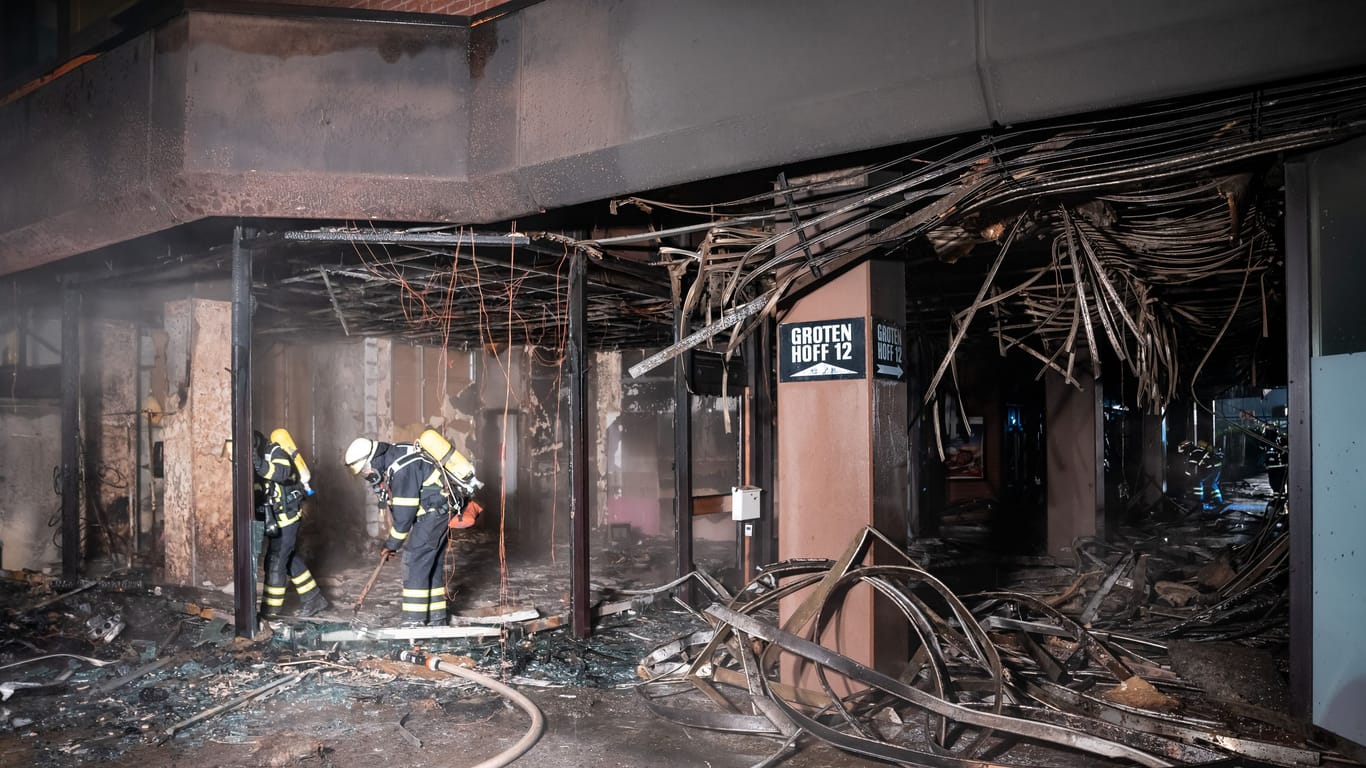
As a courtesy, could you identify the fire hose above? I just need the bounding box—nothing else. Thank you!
[399,649,544,768]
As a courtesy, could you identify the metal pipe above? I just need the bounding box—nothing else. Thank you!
[230,225,256,638]
[282,230,531,247]
[132,327,142,560]
[145,410,157,558]
[585,213,775,246]
[157,671,307,744]
[126,421,135,567]
[745,325,776,574]
[627,295,766,379]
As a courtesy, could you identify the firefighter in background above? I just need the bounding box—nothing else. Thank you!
[345,437,460,627]
[1262,425,1288,496]
[1177,439,1224,510]
[255,430,329,618]
[251,436,270,586]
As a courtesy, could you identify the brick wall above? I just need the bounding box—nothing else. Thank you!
[267,0,516,15]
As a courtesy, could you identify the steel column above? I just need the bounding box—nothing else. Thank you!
[60,284,81,578]
[230,226,256,638]
[744,322,776,575]
[568,252,591,638]
[673,307,693,601]
[1283,159,1313,718]
[132,327,143,561]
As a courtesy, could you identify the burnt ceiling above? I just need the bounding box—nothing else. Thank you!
[7,70,1365,403]
[606,70,1366,407]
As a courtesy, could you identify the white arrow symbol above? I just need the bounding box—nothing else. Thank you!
[877,364,904,378]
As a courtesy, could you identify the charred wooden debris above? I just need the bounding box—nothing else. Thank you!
[638,521,1350,768]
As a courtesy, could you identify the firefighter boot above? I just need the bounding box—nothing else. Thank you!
[297,589,330,618]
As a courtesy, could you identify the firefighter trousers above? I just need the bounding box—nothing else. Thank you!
[401,509,450,625]
[263,522,320,613]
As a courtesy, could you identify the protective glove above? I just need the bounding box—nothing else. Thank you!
[264,515,281,538]
[380,547,396,561]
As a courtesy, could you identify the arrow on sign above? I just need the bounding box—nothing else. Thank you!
[876,364,904,378]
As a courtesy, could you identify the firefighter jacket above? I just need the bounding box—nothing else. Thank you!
[371,442,451,552]
[253,443,306,529]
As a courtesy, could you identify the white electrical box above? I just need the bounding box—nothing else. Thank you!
[732,485,762,521]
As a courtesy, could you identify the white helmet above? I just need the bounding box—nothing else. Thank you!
[344,437,377,475]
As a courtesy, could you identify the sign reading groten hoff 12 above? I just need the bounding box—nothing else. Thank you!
[778,318,867,382]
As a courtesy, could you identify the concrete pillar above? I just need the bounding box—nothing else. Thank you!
[161,299,233,587]
[1140,412,1165,513]
[1045,368,1104,558]
[777,259,908,675]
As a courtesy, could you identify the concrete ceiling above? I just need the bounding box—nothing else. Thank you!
[3,0,1366,276]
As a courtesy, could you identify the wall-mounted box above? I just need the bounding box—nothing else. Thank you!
[732,485,761,521]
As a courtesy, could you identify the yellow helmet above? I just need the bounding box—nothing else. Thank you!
[344,437,377,475]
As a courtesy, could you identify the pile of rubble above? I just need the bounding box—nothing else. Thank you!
[638,516,1351,768]
[0,567,683,767]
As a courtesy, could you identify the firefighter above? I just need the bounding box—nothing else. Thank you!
[1262,425,1288,496]
[344,437,458,627]
[1178,439,1223,510]
[255,430,329,619]
[1195,440,1224,508]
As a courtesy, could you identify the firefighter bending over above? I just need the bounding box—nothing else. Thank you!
[255,430,330,618]
[345,437,461,627]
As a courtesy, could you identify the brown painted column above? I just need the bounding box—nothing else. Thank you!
[1045,368,1104,557]
[777,259,908,675]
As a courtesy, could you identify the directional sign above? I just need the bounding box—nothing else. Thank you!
[873,318,905,381]
[779,318,866,382]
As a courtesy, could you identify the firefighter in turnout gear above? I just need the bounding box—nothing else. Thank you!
[1177,440,1224,511]
[345,437,462,627]
[255,430,329,619]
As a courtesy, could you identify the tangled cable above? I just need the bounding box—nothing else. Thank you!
[637,527,1335,768]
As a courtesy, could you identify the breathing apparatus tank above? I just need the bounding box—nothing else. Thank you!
[418,429,483,495]
[270,428,315,496]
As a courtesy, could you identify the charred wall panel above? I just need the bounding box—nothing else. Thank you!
[82,320,138,561]
[302,341,370,571]
[0,32,157,266]
[0,405,62,570]
[183,13,467,179]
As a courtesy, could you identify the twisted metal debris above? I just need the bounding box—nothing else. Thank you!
[617,72,1366,412]
[638,527,1334,768]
